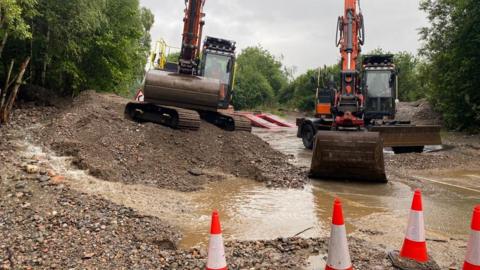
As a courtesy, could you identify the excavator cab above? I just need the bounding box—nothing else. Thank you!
[200,36,236,110]
[362,55,397,123]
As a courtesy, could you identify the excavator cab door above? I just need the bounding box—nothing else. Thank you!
[364,69,396,121]
[201,52,235,109]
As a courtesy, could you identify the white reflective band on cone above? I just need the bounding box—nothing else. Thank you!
[466,230,480,266]
[207,234,227,269]
[405,210,425,242]
[326,225,352,269]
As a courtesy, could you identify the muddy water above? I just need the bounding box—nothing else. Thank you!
[18,125,480,266]
[254,127,480,239]
[19,140,398,250]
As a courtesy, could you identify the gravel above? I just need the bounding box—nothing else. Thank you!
[34,91,307,191]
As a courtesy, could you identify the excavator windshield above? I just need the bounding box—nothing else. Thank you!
[203,53,231,85]
[366,70,392,98]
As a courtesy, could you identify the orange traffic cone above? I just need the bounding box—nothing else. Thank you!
[206,210,227,270]
[464,206,480,270]
[400,189,428,262]
[325,198,353,270]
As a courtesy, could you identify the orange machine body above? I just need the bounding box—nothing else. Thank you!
[179,0,206,75]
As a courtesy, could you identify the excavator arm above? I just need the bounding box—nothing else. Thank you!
[179,0,206,75]
[333,0,366,128]
[309,0,387,182]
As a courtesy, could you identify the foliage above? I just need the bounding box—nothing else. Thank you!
[0,0,36,42]
[278,65,340,111]
[419,0,480,131]
[1,0,153,97]
[233,46,288,109]
[364,49,425,102]
[166,52,180,63]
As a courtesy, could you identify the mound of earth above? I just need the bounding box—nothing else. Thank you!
[1,108,396,269]
[35,91,306,191]
[396,99,443,126]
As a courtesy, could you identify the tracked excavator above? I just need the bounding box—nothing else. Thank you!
[296,0,441,182]
[125,0,251,132]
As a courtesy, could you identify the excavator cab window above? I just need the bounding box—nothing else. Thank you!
[366,70,392,98]
[365,69,394,114]
[203,53,231,85]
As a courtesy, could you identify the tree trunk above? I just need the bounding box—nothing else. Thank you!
[0,32,8,58]
[0,60,14,109]
[0,57,31,124]
[41,29,50,86]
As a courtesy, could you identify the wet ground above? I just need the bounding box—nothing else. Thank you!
[18,125,480,269]
[9,98,479,269]
[254,126,480,268]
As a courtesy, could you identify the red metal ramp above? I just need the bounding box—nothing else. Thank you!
[257,113,295,128]
[240,113,281,129]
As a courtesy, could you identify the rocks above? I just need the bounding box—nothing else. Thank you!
[34,91,308,191]
[388,251,441,270]
[25,164,39,174]
[187,168,203,176]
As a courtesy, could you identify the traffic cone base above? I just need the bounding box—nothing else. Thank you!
[400,238,428,262]
[400,190,429,263]
[207,211,227,270]
[325,199,353,270]
[464,206,480,270]
[464,261,480,270]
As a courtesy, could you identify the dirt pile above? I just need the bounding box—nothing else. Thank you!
[1,119,396,269]
[396,99,443,126]
[35,91,306,191]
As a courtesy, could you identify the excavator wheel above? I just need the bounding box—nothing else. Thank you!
[309,131,387,183]
[301,124,316,150]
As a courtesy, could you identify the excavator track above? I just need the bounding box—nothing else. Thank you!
[201,111,252,132]
[226,113,253,132]
[309,131,387,182]
[125,102,200,131]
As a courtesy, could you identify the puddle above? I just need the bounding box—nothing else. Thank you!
[18,140,395,250]
[16,127,478,255]
[253,127,480,240]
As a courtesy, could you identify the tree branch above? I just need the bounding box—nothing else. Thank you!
[0,60,14,109]
[0,57,30,124]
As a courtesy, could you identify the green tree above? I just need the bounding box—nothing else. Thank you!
[233,46,288,109]
[420,0,480,131]
[0,0,36,56]
[1,0,153,97]
[394,52,424,101]
[279,64,340,111]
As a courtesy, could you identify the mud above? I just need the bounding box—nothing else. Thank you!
[253,115,480,269]
[1,94,479,269]
[35,91,306,191]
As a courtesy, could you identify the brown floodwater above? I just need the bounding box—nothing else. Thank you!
[19,126,480,265]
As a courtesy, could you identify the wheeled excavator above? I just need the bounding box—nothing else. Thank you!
[125,0,251,132]
[296,0,441,182]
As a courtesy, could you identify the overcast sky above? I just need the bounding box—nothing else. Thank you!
[139,0,427,75]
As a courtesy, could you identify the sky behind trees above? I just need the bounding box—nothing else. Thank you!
[140,0,427,74]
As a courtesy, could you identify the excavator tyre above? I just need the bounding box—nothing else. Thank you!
[144,69,222,112]
[309,131,387,182]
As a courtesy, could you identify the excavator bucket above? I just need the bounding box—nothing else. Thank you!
[309,131,387,182]
[369,125,442,148]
